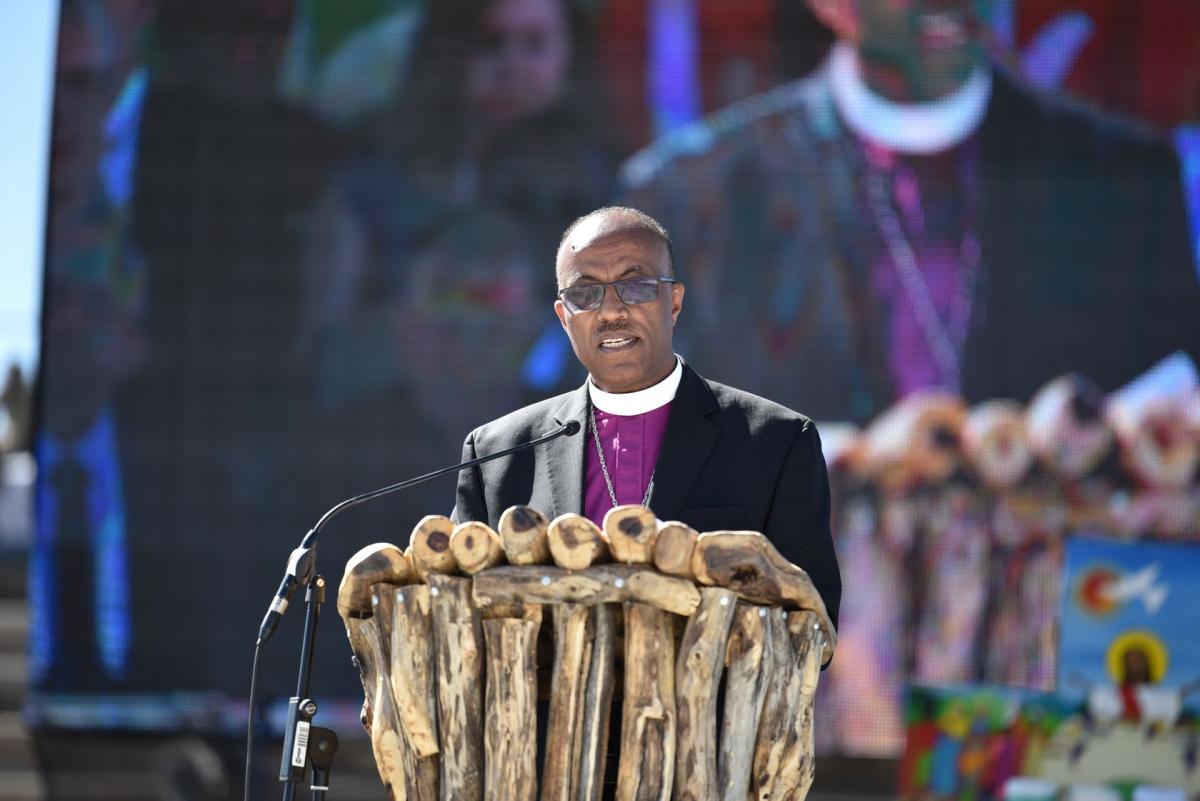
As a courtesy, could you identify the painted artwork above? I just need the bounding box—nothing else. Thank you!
[899,683,1200,801]
[900,538,1200,800]
[898,685,1075,801]
[1040,537,1200,791]
[1058,537,1200,709]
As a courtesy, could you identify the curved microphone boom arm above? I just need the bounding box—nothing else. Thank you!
[256,419,581,645]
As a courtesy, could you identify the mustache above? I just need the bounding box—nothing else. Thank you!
[595,321,636,337]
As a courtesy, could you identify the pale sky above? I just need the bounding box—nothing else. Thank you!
[0,0,58,378]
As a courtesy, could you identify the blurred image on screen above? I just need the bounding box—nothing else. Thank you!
[29,0,1200,770]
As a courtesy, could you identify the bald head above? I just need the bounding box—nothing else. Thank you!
[556,206,673,289]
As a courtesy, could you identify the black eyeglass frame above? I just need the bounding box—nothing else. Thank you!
[556,276,680,313]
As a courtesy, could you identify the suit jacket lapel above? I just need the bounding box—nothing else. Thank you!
[648,364,719,520]
[544,382,589,518]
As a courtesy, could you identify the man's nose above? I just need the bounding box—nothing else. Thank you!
[595,284,628,320]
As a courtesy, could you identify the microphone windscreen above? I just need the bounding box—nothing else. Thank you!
[563,420,582,436]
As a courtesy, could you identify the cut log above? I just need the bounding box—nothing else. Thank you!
[786,610,824,801]
[373,587,439,800]
[961,400,1032,490]
[749,610,822,801]
[547,513,609,570]
[604,505,659,564]
[337,542,414,618]
[1026,374,1114,480]
[852,390,968,491]
[339,544,433,796]
[615,603,677,801]
[389,584,440,759]
[674,587,738,801]
[410,515,459,578]
[750,610,797,801]
[498,505,552,565]
[576,605,616,801]
[344,613,408,799]
[653,521,698,580]
[451,521,506,575]
[719,604,773,801]
[472,564,700,617]
[428,574,485,801]
[539,604,592,801]
[483,617,540,801]
[691,531,835,663]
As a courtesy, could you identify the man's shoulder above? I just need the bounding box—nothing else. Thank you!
[466,391,579,445]
[702,373,814,434]
[620,71,834,190]
[988,67,1176,163]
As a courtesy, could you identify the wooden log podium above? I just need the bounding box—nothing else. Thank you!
[339,505,834,801]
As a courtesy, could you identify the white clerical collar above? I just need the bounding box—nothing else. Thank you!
[589,357,683,416]
[827,41,991,155]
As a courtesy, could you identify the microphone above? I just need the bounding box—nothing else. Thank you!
[258,547,315,643]
[257,419,581,644]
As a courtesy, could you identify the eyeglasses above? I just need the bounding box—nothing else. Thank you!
[557,276,678,313]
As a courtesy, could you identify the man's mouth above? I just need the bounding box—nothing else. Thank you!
[599,335,638,351]
[917,10,971,49]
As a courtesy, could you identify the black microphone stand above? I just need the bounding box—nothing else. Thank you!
[255,421,579,800]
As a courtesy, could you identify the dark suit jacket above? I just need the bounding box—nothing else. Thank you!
[623,64,1200,423]
[450,363,841,627]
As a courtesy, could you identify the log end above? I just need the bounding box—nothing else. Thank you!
[451,520,506,575]
[338,542,412,618]
[548,513,609,570]
[410,514,460,577]
[604,504,659,564]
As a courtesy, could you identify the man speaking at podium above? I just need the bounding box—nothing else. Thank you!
[450,206,841,626]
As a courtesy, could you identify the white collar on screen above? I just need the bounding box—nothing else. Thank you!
[828,41,992,155]
[588,356,683,416]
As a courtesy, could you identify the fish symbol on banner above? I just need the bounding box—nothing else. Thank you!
[1099,562,1169,616]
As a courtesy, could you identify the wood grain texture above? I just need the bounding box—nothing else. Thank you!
[718,603,773,801]
[480,601,543,625]
[389,584,440,759]
[540,604,592,801]
[483,617,540,801]
[374,587,439,800]
[615,603,677,801]
[345,614,408,799]
[471,564,700,617]
[498,505,552,565]
[750,610,792,801]
[785,610,824,801]
[691,531,835,663]
[428,574,485,801]
[548,513,610,570]
[576,605,617,801]
[653,522,698,580]
[410,515,459,578]
[674,588,738,801]
[751,607,823,801]
[604,505,659,564]
[451,520,506,575]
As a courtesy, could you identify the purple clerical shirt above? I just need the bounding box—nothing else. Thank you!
[863,138,979,398]
[583,402,673,528]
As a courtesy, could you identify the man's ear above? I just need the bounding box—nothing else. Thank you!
[807,0,860,41]
[554,299,569,329]
[670,282,684,324]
